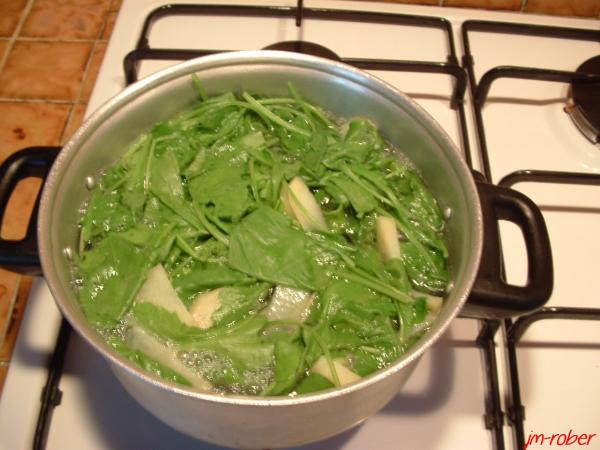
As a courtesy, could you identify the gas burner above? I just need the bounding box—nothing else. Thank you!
[262,41,341,61]
[566,55,600,145]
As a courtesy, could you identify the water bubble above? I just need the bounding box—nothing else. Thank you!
[63,246,73,260]
[85,176,96,190]
[444,207,453,220]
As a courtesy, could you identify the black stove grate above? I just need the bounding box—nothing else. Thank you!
[122,2,472,163]
[462,20,600,450]
[461,20,600,180]
[498,171,600,449]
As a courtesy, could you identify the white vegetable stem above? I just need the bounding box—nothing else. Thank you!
[262,286,315,323]
[377,215,401,261]
[135,264,197,327]
[311,356,361,386]
[426,295,443,313]
[282,176,328,232]
[189,289,222,329]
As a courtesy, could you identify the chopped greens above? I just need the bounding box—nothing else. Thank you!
[74,80,450,397]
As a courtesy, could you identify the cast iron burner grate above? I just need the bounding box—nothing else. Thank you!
[262,41,341,60]
[566,55,600,144]
[462,20,600,450]
[122,2,472,162]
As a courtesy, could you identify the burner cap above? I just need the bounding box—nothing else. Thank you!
[262,41,341,62]
[566,55,600,144]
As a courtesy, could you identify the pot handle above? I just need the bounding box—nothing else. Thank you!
[0,147,60,276]
[462,178,553,319]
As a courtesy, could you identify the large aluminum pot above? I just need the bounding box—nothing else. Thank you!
[0,51,552,449]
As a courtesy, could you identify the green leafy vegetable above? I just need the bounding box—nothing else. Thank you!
[78,235,150,327]
[295,373,335,395]
[75,80,450,397]
[228,207,330,291]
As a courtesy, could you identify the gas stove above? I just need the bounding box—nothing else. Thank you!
[0,1,598,449]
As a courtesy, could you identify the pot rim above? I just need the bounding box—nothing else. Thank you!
[38,50,483,407]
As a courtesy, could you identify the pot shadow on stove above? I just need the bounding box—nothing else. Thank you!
[374,325,489,450]
[58,322,474,450]
[381,335,455,415]
[64,333,357,450]
[63,334,250,450]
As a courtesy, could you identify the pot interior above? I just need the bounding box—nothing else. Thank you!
[39,51,482,398]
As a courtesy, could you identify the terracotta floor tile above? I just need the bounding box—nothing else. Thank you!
[81,41,107,101]
[0,270,21,354]
[525,0,600,17]
[63,103,87,142]
[101,11,117,39]
[0,275,32,361]
[444,0,521,10]
[109,0,122,12]
[0,102,70,161]
[0,41,92,100]
[21,0,111,40]
[0,0,28,37]
[368,0,438,4]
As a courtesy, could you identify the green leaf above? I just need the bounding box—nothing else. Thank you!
[133,302,209,343]
[228,207,330,291]
[120,136,152,214]
[322,280,397,322]
[401,241,449,294]
[266,340,306,396]
[211,283,271,327]
[295,373,334,395]
[188,163,251,220]
[325,173,377,216]
[302,280,401,377]
[78,235,150,327]
[171,260,254,306]
[150,188,205,231]
[191,74,207,101]
[343,119,385,161]
[133,302,269,345]
[80,190,135,244]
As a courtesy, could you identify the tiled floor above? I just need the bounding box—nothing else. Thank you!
[0,0,121,397]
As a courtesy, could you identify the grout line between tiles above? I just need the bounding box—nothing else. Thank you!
[62,7,117,142]
[11,36,109,44]
[61,105,79,144]
[98,7,114,41]
[0,98,76,105]
[520,0,528,13]
[0,277,21,355]
[0,0,35,74]
[63,41,100,142]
